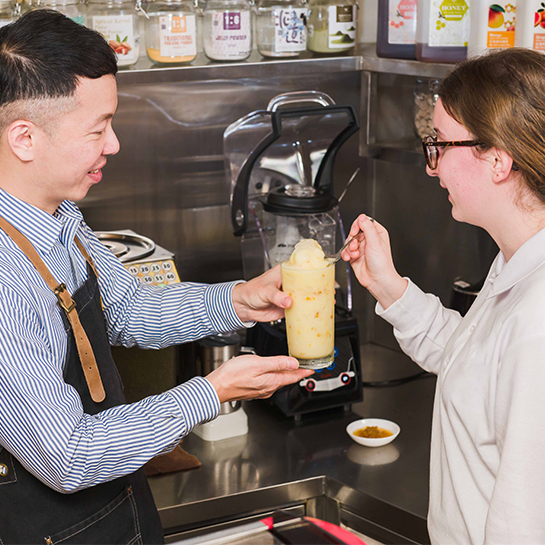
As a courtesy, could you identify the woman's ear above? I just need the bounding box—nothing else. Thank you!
[490,147,517,184]
[6,120,37,162]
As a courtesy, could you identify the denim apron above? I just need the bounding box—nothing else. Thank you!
[0,219,164,544]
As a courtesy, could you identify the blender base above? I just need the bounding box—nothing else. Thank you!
[192,408,248,441]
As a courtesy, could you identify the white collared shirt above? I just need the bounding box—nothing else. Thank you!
[378,226,545,544]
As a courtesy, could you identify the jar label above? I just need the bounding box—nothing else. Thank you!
[327,5,356,48]
[428,0,470,46]
[207,10,251,58]
[273,8,307,52]
[486,2,515,49]
[92,15,140,66]
[159,15,197,58]
[388,0,417,44]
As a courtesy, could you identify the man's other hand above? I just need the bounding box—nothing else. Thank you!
[205,354,314,404]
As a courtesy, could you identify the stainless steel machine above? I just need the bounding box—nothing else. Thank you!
[224,91,364,419]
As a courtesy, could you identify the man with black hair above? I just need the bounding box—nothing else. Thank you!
[0,10,312,543]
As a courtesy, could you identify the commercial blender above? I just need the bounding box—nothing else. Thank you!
[224,91,364,419]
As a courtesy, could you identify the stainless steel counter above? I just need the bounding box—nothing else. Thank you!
[148,344,436,544]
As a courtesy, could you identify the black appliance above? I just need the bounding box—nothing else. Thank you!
[223,91,363,418]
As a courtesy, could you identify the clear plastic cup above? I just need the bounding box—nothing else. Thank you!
[280,261,335,369]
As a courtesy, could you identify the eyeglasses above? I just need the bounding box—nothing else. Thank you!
[421,134,482,170]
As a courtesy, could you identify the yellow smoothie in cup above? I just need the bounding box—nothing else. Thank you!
[281,239,335,369]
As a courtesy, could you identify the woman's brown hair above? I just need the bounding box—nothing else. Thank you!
[439,48,545,204]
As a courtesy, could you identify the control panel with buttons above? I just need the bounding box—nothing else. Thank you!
[125,259,180,287]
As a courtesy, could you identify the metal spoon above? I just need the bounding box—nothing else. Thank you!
[325,229,364,265]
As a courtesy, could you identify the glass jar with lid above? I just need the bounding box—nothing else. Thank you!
[307,0,356,54]
[0,0,19,27]
[256,0,307,57]
[29,0,86,25]
[87,0,141,68]
[203,0,252,61]
[145,0,197,65]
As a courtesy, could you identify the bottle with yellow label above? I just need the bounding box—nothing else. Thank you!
[145,0,198,64]
[468,0,516,57]
[416,0,470,62]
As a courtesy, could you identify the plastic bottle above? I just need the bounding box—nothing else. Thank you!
[514,0,545,51]
[468,0,516,57]
[416,0,470,62]
[376,0,417,59]
[307,0,357,54]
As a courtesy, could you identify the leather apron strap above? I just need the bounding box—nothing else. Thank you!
[0,215,106,403]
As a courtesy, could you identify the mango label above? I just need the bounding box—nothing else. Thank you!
[487,30,515,46]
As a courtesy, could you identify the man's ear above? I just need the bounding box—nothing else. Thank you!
[490,147,516,184]
[6,120,38,162]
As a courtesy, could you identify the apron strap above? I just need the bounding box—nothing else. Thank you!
[0,215,106,403]
[75,238,100,280]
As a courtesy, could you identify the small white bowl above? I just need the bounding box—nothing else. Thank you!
[346,418,400,448]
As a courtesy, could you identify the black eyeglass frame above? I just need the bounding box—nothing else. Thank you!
[421,135,482,170]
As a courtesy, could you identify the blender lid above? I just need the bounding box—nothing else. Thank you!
[262,185,338,215]
[224,91,359,236]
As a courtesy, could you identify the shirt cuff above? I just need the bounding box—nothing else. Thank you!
[204,281,255,331]
[166,376,221,433]
[375,278,433,333]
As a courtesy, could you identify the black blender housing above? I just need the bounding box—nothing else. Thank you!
[231,104,360,237]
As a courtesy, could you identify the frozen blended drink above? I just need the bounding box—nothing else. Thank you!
[281,239,335,369]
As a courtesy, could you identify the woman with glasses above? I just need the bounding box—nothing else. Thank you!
[343,47,545,545]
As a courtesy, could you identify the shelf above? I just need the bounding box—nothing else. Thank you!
[115,44,456,84]
[116,48,362,84]
[358,44,454,78]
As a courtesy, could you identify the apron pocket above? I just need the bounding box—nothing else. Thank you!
[44,485,142,545]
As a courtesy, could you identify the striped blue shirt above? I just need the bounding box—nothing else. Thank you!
[0,188,245,493]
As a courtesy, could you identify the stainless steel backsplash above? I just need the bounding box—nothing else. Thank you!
[79,66,497,351]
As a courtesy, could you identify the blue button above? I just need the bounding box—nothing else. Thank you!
[334,347,339,357]
[327,361,335,370]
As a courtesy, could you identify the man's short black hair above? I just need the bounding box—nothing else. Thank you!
[0,9,117,107]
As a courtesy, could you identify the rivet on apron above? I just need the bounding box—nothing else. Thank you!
[0,463,8,477]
